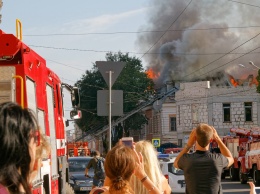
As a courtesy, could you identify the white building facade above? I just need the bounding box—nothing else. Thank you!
[175,81,260,147]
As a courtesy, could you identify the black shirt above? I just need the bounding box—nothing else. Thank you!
[178,150,229,194]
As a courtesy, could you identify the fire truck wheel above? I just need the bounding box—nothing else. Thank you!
[65,182,75,194]
[239,165,247,184]
[253,166,260,186]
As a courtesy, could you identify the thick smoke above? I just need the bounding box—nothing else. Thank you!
[137,0,260,87]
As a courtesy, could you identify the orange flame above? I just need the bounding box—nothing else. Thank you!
[249,77,259,87]
[146,68,160,79]
[229,75,238,87]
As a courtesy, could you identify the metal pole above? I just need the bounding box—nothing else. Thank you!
[108,71,112,150]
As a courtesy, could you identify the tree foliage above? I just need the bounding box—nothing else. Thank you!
[76,52,154,136]
[257,69,260,93]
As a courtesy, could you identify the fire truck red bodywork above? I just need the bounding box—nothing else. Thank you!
[221,127,260,186]
[67,142,90,157]
[0,30,72,193]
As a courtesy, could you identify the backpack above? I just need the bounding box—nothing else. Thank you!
[95,158,105,180]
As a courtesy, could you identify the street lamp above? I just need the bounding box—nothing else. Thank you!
[249,61,260,70]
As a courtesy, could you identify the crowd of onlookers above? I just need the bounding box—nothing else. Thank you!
[0,101,256,194]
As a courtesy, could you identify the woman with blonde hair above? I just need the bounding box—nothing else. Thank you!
[130,140,171,194]
[90,144,164,194]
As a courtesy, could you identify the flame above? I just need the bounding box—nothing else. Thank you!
[146,68,160,79]
[249,77,258,86]
[228,74,259,87]
[230,76,238,87]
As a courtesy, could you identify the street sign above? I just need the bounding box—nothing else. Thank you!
[96,61,125,87]
[152,138,160,147]
[97,90,123,116]
[96,61,125,151]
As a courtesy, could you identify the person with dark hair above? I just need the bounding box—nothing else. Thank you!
[0,102,40,194]
[85,150,106,188]
[90,144,165,194]
[174,123,234,194]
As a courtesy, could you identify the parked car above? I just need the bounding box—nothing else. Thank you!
[68,157,95,193]
[158,154,185,193]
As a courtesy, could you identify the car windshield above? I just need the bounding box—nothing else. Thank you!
[68,158,92,172]
[168,163,184,175]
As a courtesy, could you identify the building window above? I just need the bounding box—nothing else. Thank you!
[178,139,182,147]
[245,102,252,122]
[192,104,199,123]
[223,103,231,122]
[170,117,176,131]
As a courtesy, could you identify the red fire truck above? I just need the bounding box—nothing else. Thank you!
[67,142,90,157]
[0,20,80,194]
[220,127,260,186]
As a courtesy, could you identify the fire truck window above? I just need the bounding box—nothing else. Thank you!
[56,85,61,115]
[244,102,252,122]
[223,103,231,122]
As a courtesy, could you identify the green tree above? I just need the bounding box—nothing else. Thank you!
[257,69,260,93]
[76,52,154,137]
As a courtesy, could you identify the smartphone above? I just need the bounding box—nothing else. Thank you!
[121,137,133,147]
[255,187,260,194]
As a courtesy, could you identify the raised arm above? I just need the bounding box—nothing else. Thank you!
[174,129,196,169]
[211,126,234,167]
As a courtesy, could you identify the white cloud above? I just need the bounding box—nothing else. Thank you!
[62,7,148,33]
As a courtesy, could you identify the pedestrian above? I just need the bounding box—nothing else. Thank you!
[130,140,171,194]
[0,102,40,194]
[90,144,164,194]
[85,150,106,188]
[174,123,234,194]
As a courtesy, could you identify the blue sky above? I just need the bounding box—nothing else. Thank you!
[1,0,149,83]
[2,0,260,132]
[1,0,151,131]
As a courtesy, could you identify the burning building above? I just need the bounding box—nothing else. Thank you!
[131,0,260,146]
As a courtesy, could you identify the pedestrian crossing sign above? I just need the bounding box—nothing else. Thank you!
[152,138,160,147]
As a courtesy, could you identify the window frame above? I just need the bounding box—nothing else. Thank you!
[244,102,253,122]
[223,103,231,122]
[169,115,177,132]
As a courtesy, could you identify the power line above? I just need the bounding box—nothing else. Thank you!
[47,58,85,71]
[23,25,260,36]
[140,0,193,59]
[227,0,260,9]
[185,31,260,78]
[32,45,260,56]
[199,45,260,77]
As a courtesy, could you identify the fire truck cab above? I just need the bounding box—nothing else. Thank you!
[0,22,80,194]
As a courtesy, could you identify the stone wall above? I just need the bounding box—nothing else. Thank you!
[175,81,260,146]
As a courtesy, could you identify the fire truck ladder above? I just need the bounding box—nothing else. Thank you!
[75,86,179,142]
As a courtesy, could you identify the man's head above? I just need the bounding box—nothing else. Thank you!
[92,150,100,157]
[196,123,213,148]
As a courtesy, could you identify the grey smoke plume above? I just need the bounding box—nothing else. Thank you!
[137,0,260,87]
